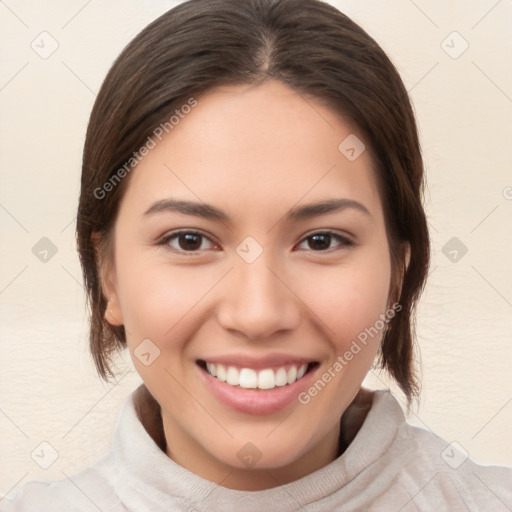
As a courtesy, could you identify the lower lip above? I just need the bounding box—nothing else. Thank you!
[197,364,317,415]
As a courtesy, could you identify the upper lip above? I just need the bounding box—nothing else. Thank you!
[197,353,318,370]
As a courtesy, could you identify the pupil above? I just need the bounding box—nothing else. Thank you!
[180,233,201,250]
[310,234,330,250]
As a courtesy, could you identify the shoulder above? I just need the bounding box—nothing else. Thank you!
[0,452,126,512]
[402,426,511,509]
[1,386,157,512]
[373,390,512,510]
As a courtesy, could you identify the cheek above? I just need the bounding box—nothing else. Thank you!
[304,254,391,347]
[114,251,234,371]
[114,252,209,343]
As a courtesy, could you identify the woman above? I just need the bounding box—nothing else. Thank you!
[3,0,511,510]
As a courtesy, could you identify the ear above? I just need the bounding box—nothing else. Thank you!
[91,232,124,327]
[388,242,410,306]
[403,242,411,272]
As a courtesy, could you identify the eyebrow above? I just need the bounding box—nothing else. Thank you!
[143,197,372,223]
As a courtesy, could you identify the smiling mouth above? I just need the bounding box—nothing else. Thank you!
[197,360,319,390]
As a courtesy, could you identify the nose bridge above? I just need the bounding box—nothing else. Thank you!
[239,251,281,306]
[217,244,300,339]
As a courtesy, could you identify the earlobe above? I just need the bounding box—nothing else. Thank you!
[105,295,124,326]
[397,242,411,295]
[388,242,411,306]
[102,267,124,327]
[91,231,124,326]
[102,272,124,326]
[404,242,411,272]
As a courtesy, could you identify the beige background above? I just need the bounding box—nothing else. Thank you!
[1,0,511,499]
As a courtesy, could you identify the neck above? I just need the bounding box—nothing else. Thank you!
[134,385,373,491]
[163,414,341,490]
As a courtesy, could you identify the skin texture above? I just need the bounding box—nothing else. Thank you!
[101,79,403,490]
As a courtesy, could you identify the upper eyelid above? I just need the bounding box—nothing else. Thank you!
[300,229,353,242]
[297,231,354,250]
[160,229,354,250]
[161,229,220,245]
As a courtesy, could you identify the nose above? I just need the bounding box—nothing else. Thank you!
[216,252,301,340]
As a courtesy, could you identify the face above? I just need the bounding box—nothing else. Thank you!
[102,79,397,489]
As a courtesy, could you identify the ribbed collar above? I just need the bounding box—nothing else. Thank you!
[109,384,404,511]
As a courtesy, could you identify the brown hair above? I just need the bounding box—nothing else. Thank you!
[77,0,430,402]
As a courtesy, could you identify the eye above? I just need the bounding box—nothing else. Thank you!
[297,231,354,252]
[159,230,219,254]
[158,229,354,255]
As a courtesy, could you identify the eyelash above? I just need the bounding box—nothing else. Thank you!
[157,229,354,255]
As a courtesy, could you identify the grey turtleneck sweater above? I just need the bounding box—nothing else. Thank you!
[2,385,511,511]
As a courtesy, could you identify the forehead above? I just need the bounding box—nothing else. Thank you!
[120,80,383,222]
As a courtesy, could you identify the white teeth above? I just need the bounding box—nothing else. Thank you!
[226,366,239,386]
[297,363,307,379]
[275,367,287,387]
[239,368,258,389]
[286,366,297,384]
[203,362,312,389]
[206,362,216,377]
[258,369,275,390]
[216,364,226,382]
